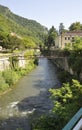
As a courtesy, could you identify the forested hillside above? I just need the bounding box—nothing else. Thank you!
[0,5,48,49]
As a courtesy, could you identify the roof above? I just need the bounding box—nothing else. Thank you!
[62,31,82,36]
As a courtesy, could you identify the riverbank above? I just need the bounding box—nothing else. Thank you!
[0,58,59,130]
[0,60,36,96]
[32,58,82,130]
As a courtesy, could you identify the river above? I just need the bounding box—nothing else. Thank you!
[0,58,60,130]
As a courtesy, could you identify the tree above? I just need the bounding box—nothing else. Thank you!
[0,32,8,48]
[72,37,82,50]
[23,37,36,49]
[69,22,82,31]
[6,35,24,51]
[59,23,65,34]
[45,26,58,49]
[68,37,82,78]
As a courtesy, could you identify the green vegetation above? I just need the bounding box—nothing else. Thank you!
[2,69,19,86]
[49,79,82,128]
[0,5,48,51]
[33,79,82,130]
[32,32,82,130]
[0,59,35,93]
[0,5,82,130]
[57,70,75,83]
[0,49,37,94]
[0,5,42,94]
[59,23,65,34]
[0,73,9,92]
[44,26,58,49]
[64,37,82,79]
[69,22,82,31]
[9,56,19,69]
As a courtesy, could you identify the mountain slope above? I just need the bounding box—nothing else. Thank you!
[0,4,48,44]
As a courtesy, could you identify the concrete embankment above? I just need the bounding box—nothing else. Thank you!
[51,57,74,75]
[49,51,82,80]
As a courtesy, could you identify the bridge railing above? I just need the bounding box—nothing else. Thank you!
[62,108,82,130]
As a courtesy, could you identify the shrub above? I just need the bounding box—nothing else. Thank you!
[2,69,19,86]
[57,70,75,83]
[0,74,9,92]
[33,80,82,130]
[32,115,62,130]
[18,68,27,76]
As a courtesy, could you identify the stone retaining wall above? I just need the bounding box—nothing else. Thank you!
[0,56,26,71]
[51,57,82,80]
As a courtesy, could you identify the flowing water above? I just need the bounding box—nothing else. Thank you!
[0,58,60,130]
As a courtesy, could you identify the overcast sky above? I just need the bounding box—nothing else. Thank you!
[0,0,82,30]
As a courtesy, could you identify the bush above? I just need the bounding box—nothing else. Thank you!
[49,79,82,128]
[25,60,35,73]
[33,80,82,130]
[57,70,75,83]
[32,115,62,130]
[17,68,27,76]
[2,69,19,86]
[0,74,9,92]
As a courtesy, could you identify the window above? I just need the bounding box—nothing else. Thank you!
[72,37,75,42]
[65,37,67,40]
[68,37,70,40]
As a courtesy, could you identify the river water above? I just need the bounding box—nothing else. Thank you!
[0,58,60,130]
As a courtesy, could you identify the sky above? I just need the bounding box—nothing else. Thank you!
[0,0,82,30]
